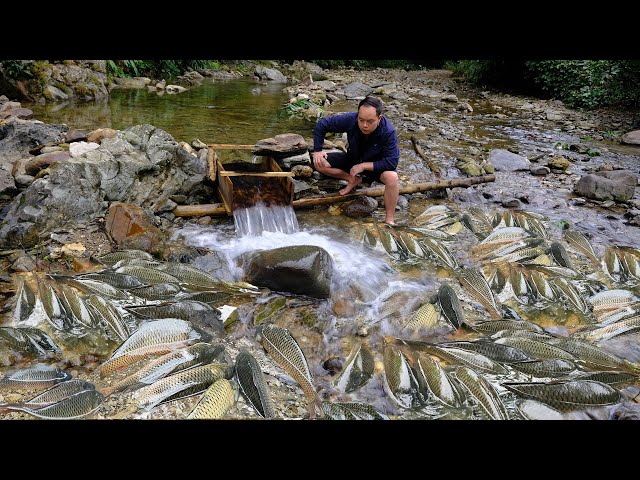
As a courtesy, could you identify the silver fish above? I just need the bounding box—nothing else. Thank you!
[437,283,464,329]
[9,389,104,419]
[235,350,275,418]
[502,380,622,411]
[0,365,72,389]
[186,378,237,419]
[459,268,501,319]
[415,353,464,408]
[13,277,35,322]
[382,343,428,409]
[332,342,375,393]
[563,230,599,265]
[96,249,155,266]
[261,324,323,418]
[455,366,508,420]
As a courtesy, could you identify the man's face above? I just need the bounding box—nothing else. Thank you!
[357,105,380,135]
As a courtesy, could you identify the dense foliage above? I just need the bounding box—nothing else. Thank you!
[446,60,640,109]
[106,60,223,78]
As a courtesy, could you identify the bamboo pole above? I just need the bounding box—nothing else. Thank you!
[173,175,496,217]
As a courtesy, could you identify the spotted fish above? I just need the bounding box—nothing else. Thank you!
[235,350,275,418]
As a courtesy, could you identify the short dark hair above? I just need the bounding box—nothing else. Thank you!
[358,96,382,116]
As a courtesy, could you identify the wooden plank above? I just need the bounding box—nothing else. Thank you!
[207,149,217,182]
[216,159,234,215]
[207,144,255,150]
[173,204,226,217]
[218,171,295,177]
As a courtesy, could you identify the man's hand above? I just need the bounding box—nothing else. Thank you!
[313,151,329,170]
[350,163,365,177]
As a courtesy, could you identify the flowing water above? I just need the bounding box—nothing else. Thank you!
[6,73,640,419]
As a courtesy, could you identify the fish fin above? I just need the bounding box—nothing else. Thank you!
[623,360,640,374]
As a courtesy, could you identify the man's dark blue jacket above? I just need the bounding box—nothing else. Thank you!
[313,112,400,172]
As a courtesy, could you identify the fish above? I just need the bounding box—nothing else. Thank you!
[321,402,388,420]
[495,337,575,361]
[510,359,577,377]
[35,275,70,331]
[58,284,97,328]
[155,262,224,289]
[405,342,508,374]
[574,371,637,387]
[473,227,528,254]
[549,241,574,269]
[135,363,232,411]
[415,353,464,408]
[455,366,508,420]
[0,327,61,357]
[235,350,275,418]
[186,378,237,419]
[70,278,129,301]
[0,379,96,411]
[551,277,589,314]
[382,343,428,409]
[563,230,599,265]
[85,294,130,342]
[438,340,532,363]
[459,268,501,319]
[260,324,323,418]
[419,238,459,269]
[13,276,35,322]
[470,319,544,336]
[125,301,223,334]
[101,342,225,396]
[332,342,375,393]
[588,289,638,316]
[549,338,634,371]
[96,249,155,266]
[404,302,440,329]
[502,380,622,411]
[577,315,640,343]
[76,272,146,289]
[128,283,183,301]
[437,283,464,329]
[7,389,104,419]
[0,365,72,390]
[115,266,182,286]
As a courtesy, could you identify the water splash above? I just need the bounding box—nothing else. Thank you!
[233,203,299,237]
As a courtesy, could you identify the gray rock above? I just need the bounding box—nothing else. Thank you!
[530,166,550,176]
[621,130,640,145]
[488,149,531,172]
[278,151,311,170]
[45,85,69,101]
[344,196,378,218]
[253,133,307,156]
[0,124,207,248]
[69,141,100,157]
[314,80,336,91]
[0,118,67,165]
[574,170,637,202]
[14,174,34,188]
[254,66,287,83]
[0,167,16,195]
[502,198,521,208]
[343,82,373,99]
[242,245,333,298]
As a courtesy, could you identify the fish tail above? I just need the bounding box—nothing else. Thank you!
[112,403,137,419]
[307,393,324,420]
[623,360,640,374]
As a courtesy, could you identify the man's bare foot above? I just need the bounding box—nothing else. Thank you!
[339,176,362,195]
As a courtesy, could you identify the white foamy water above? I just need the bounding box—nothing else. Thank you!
[173,224,396,297]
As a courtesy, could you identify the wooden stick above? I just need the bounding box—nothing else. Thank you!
[410,135,441,178]
[207,149,217,182]
[207,144,255,150]
[173,175,496,217]
[173,203,226,217]
[218,171,295,177]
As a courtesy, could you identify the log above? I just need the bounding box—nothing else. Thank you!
[207,144,254,150]
[218,171,294,178]
[173,203,226,217]
[293,175,495,209]
[173,175,496,217]
[410,135,441,178]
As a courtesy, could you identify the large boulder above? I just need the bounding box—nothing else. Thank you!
[621,130,640,145]
[252,133,308,156]
[242,245,333,298]
[574,170,637,202]
[0,124,207,248]
[343,82,373,99]
[254,66,287,83]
